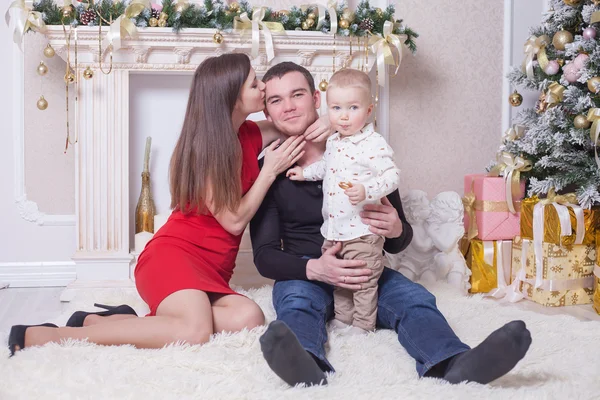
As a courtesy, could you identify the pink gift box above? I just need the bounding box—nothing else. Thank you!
[464,174,525,241]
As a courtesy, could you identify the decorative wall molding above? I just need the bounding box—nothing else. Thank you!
[12,39,76,226]
[0,261,76,287]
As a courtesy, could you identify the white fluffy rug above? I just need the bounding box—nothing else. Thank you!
[1,283,599,400]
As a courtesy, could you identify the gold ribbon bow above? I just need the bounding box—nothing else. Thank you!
[586,108,600,169]
[302,1,338,33]
[592,11,600,24]
[545,82,565,106]
[104,0,150,52]
[369,21,407,87]
[5,0,46,50]
[488,152,532,214]
[539,188,578,206]
[521,35,550,79]
[462,185,479,240]
[234,7,285,62]
[502,124,525,142]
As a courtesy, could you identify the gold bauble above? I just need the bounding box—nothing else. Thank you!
[307,12,316,20]
[43,44,55,58]
[552,30,574,51]
[536,90,549,114]
[229,2,240,12]
[149,17,158,27]
[213,32,224,44]
[341,8,355,22]
[339,19,350,29]
[158,19,167,27]
[83,66,94,80]
[509,90,523,107]
[574,114,591,129]
[588,77,600,92]
[62,5,73,18]
[306,17,315,28]
[64,70,76,84]
[37,95,48,111]
[159,12,168,20]
[318,79,328,92]
[563,0,581,6]
[37,62,48,76]
[556,58,565,67]
[175,4,185,13]
[301,21,310,30]
[375,8,384,16]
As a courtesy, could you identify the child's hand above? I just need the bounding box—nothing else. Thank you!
[286,166,305,181]
[345,184,365,205]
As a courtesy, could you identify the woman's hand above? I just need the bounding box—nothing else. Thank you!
[262,135,306,178]
[303,114,332,142]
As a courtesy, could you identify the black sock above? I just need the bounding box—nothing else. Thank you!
[443,320,532,384]
[259,320,327,387]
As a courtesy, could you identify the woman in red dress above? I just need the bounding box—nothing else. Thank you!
[8,54,316,354]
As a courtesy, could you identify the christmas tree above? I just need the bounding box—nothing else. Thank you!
[504,0,600,208]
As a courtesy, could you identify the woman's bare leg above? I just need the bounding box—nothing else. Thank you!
[22,289,214,350]
[211,294,265,333]
[84,314,137,326]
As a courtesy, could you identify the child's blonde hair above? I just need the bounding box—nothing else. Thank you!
[327,68,372,101]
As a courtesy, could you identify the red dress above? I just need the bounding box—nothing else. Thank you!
[135,121,262,316]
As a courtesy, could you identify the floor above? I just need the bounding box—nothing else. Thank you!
[1,283,599,333]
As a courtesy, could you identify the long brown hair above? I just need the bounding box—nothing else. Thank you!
[169,53,251,215]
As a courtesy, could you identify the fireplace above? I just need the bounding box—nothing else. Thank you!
[45,26,389,288]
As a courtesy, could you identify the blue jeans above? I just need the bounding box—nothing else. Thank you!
[272,267,470,376]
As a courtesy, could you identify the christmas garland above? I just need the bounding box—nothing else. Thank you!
[30,0,418,53]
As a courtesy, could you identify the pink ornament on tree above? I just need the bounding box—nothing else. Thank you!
[563,54,589,83]
[545,60,560,75]
[583,27,597,40]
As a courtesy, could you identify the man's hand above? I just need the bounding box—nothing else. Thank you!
[306,242,371,290]
[345,184,366,205]
[286,166,305,181]
[303,114,331,142]
[360,197,403,238]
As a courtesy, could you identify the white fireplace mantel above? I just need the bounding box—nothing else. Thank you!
[43,26,390,288]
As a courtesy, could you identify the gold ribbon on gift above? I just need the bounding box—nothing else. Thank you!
[533,189,584,289]
[502,124,525,142]
[369,21,407,87]
[545,82,565,106]
[586,108,600,169]
[5,0,46,50]
[488,152,531,214]
[234,8,285,62]
[521,35,550,79]
[592,11,600,24]
[302,2,338,33]
[462,182,479,240]
[103,0,150,52]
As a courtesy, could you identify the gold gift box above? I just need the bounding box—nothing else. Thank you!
[594,232,600,315]
[511,236,595,307]
[466,239,512,294]
[520,197,599,246]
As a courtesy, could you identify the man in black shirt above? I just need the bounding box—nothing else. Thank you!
[250,62,532,387]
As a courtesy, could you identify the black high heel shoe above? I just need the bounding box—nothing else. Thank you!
[8,323,58,357]
[65,303,138,327]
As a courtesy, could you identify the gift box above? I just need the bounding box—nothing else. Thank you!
[520,196,599,246]
[511,236,595,307]
[465,239,512,295]
[594,231,600,315]
[463,174,525,241]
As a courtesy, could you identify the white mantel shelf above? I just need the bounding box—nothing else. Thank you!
[40,25,390,289]
[46,26,362,72]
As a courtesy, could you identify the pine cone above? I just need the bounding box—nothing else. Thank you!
[151,8,161,19]
[359,18,374,32]
[79,9,96,26]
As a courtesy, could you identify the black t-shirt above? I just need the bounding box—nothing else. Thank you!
[249,162,413,281]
